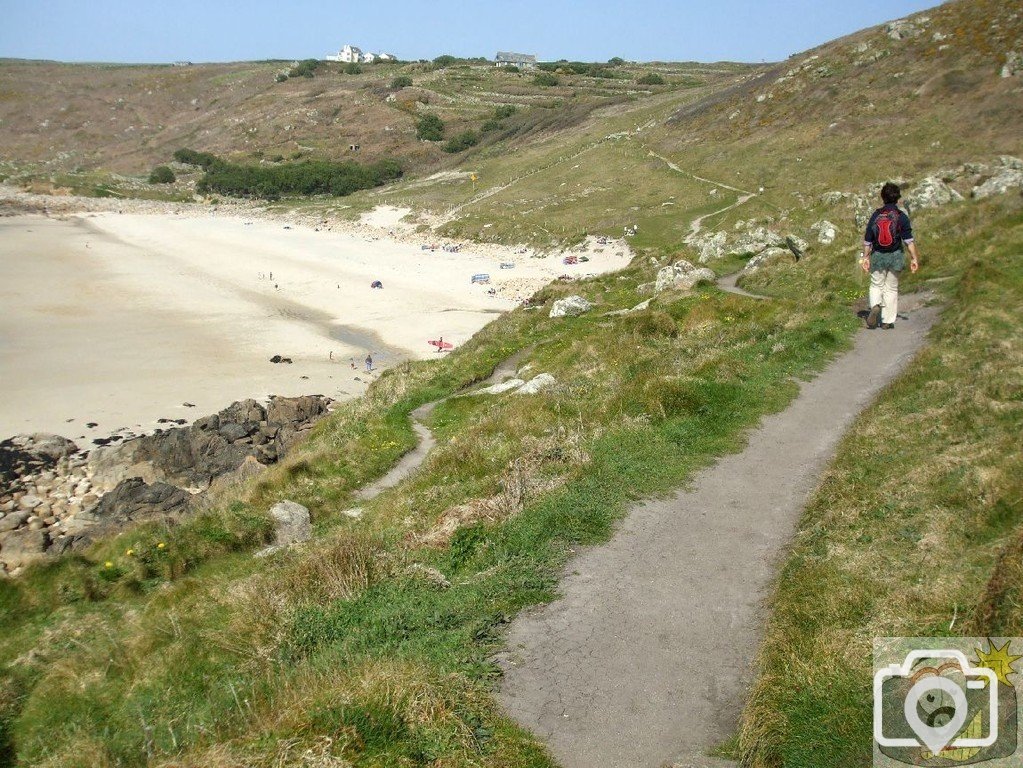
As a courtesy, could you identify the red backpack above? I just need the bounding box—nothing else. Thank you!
[873,208,902,249]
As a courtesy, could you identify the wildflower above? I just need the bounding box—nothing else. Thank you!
[157,542,166,550]
[104,561,113,569]
[126,548,135,556]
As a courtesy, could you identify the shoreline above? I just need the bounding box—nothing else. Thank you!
[0,186,633,445]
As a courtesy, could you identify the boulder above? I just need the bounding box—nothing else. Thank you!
[997,156,1023,171]
[0,528,49,569]
[266,395,328,426]
[269,500,312,547]
[743,247,790,274]
[686,230,727,263]
[1001,51,1022,78]
[811,220,838,245]
[517,373,557,395]
[77,478,191,533]
[219,399,266,425]
[973,169,1023,199]
[549,295,593,318]
[655,260,716,293]
[0,511,29,533]
[474,378,525,395]
[886,19,920,40]
[906,177,963,209]
[1,433,78,485]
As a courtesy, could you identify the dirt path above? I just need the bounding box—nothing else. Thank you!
[497,293,940,768]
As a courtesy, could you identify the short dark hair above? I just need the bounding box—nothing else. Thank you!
[881,182,901,205]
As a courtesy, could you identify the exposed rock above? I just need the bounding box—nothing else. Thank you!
[687,230,727,263]
[549,295,593,318]
[743,247,790,274]
[1002,51,1022,78]
[407,563,451,589]
[0,528,49,569]
[886,19,921,40]
[1,433,78,485]
[998,156,1023,171]
[17,494,43,511]
[0,511,29,533]
[906,177,963,208]
[655,260,716,292]
[517,373,557,395]
[79,477,191,531]
[811,220,838,245]
[474,378,525,395]
[255,500,313,556]
[973,169,1023,199]
[266,394,328,426]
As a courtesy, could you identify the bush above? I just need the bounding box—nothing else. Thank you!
[534,72,559,87]
[503,65,520,73]
[390,75,413,89]
[637,73,666,85]
[493,104,517,119]
[275,72,289,83]
[344,62,363,75]
[589,67,617,79]
[416,113,445,142]
[148,166,176,184]
[481,119,501,133]
[444,131,479,153]
[194,155,402,200]
[173,148,217,169]
[289,59,320,78]
[432,54,457,68]
[608,56,625,66]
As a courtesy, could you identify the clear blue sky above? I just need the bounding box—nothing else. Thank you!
[1,0,941,64]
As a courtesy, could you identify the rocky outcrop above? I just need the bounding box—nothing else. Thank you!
[973,168,1023,199]
[0,394,332,574]
[906,177,963,209]
[256,500,312,557]
[549,296,593,318]
[655,261,716,292]
[517,374,557,395]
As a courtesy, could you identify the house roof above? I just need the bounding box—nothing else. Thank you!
[495,52,537,64]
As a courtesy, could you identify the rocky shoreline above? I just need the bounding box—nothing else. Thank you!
[0,394,331,575]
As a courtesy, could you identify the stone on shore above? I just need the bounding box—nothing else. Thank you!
[549,296,593,318]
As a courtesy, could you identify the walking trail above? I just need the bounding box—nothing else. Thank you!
[497,288,939,768]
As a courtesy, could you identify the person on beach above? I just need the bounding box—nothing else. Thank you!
[365,354,373,372]
[861,182,920,329]
[350,358,356,370]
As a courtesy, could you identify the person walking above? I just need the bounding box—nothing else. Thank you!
[365,354,373,372]
[861,182,920,329]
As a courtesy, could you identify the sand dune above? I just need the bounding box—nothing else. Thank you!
[0,212,630,442]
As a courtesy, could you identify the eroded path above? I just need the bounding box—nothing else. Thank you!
[497,294,939,768]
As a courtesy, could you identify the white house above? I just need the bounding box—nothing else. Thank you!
[326,44,363,63]
[377,53,396,61]
[361,51,377,63]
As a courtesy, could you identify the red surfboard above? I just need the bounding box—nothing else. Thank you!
[428,340,453,350]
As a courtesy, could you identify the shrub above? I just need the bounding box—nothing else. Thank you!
[289,59,320,78]
[590,67,616,79]
[148,166,176,184]
[416,113,445,142]
[637,73,665,85]
[481,119,501,133]
[534,72,559,87]
[275,72,289,83]
[172,148,217,168]
[444,131,479,153]
[432,54,457,68]
[503,65,520,73]
[195,155,402,200]
[493,104,517,119]
[345,62,363,75]
[390,75,413,89]
[608,56,625,66]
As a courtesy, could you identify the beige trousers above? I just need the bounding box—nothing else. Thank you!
[869,269,900,325]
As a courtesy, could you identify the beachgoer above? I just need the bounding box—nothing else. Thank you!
[365,354,373,372]
[350,358,356,370]
[861,182,920,329]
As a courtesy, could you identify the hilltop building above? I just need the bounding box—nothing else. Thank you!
[326,45,397,64]
[495,52,538,69]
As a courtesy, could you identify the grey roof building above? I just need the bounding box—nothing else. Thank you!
[495,52,538,68]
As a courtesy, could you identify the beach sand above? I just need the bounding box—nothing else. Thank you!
[0,211,630,442]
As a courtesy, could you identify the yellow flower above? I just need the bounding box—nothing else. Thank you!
[126,549,135,557]
[104,561,113,569]
[157,542,166,550]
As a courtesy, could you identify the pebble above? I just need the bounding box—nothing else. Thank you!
[18,495,43,511]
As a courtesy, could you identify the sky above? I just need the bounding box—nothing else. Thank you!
[0,0,942,64]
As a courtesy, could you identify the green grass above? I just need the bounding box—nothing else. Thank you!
[739,194,1023,767]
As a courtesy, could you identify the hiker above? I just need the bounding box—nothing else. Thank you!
[861,182,919,329]
[365,354,373,372]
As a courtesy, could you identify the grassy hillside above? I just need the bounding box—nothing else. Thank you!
[1,0,1022,766]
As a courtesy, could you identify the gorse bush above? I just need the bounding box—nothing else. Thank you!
[192,155,402,200]
[345,62,363,75]
[534,72,559,87]
[637,73,666,85]
[444,131,479,153]
[416,113,445,141]
[289,59,320,78]
[148,166,175,184]
[173,148,217,169]
[390,75,413,89]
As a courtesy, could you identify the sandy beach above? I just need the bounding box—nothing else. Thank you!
[0,208,630,442]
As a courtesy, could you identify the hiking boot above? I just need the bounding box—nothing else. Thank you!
[866,304,882,329]
[881,323,895,330]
